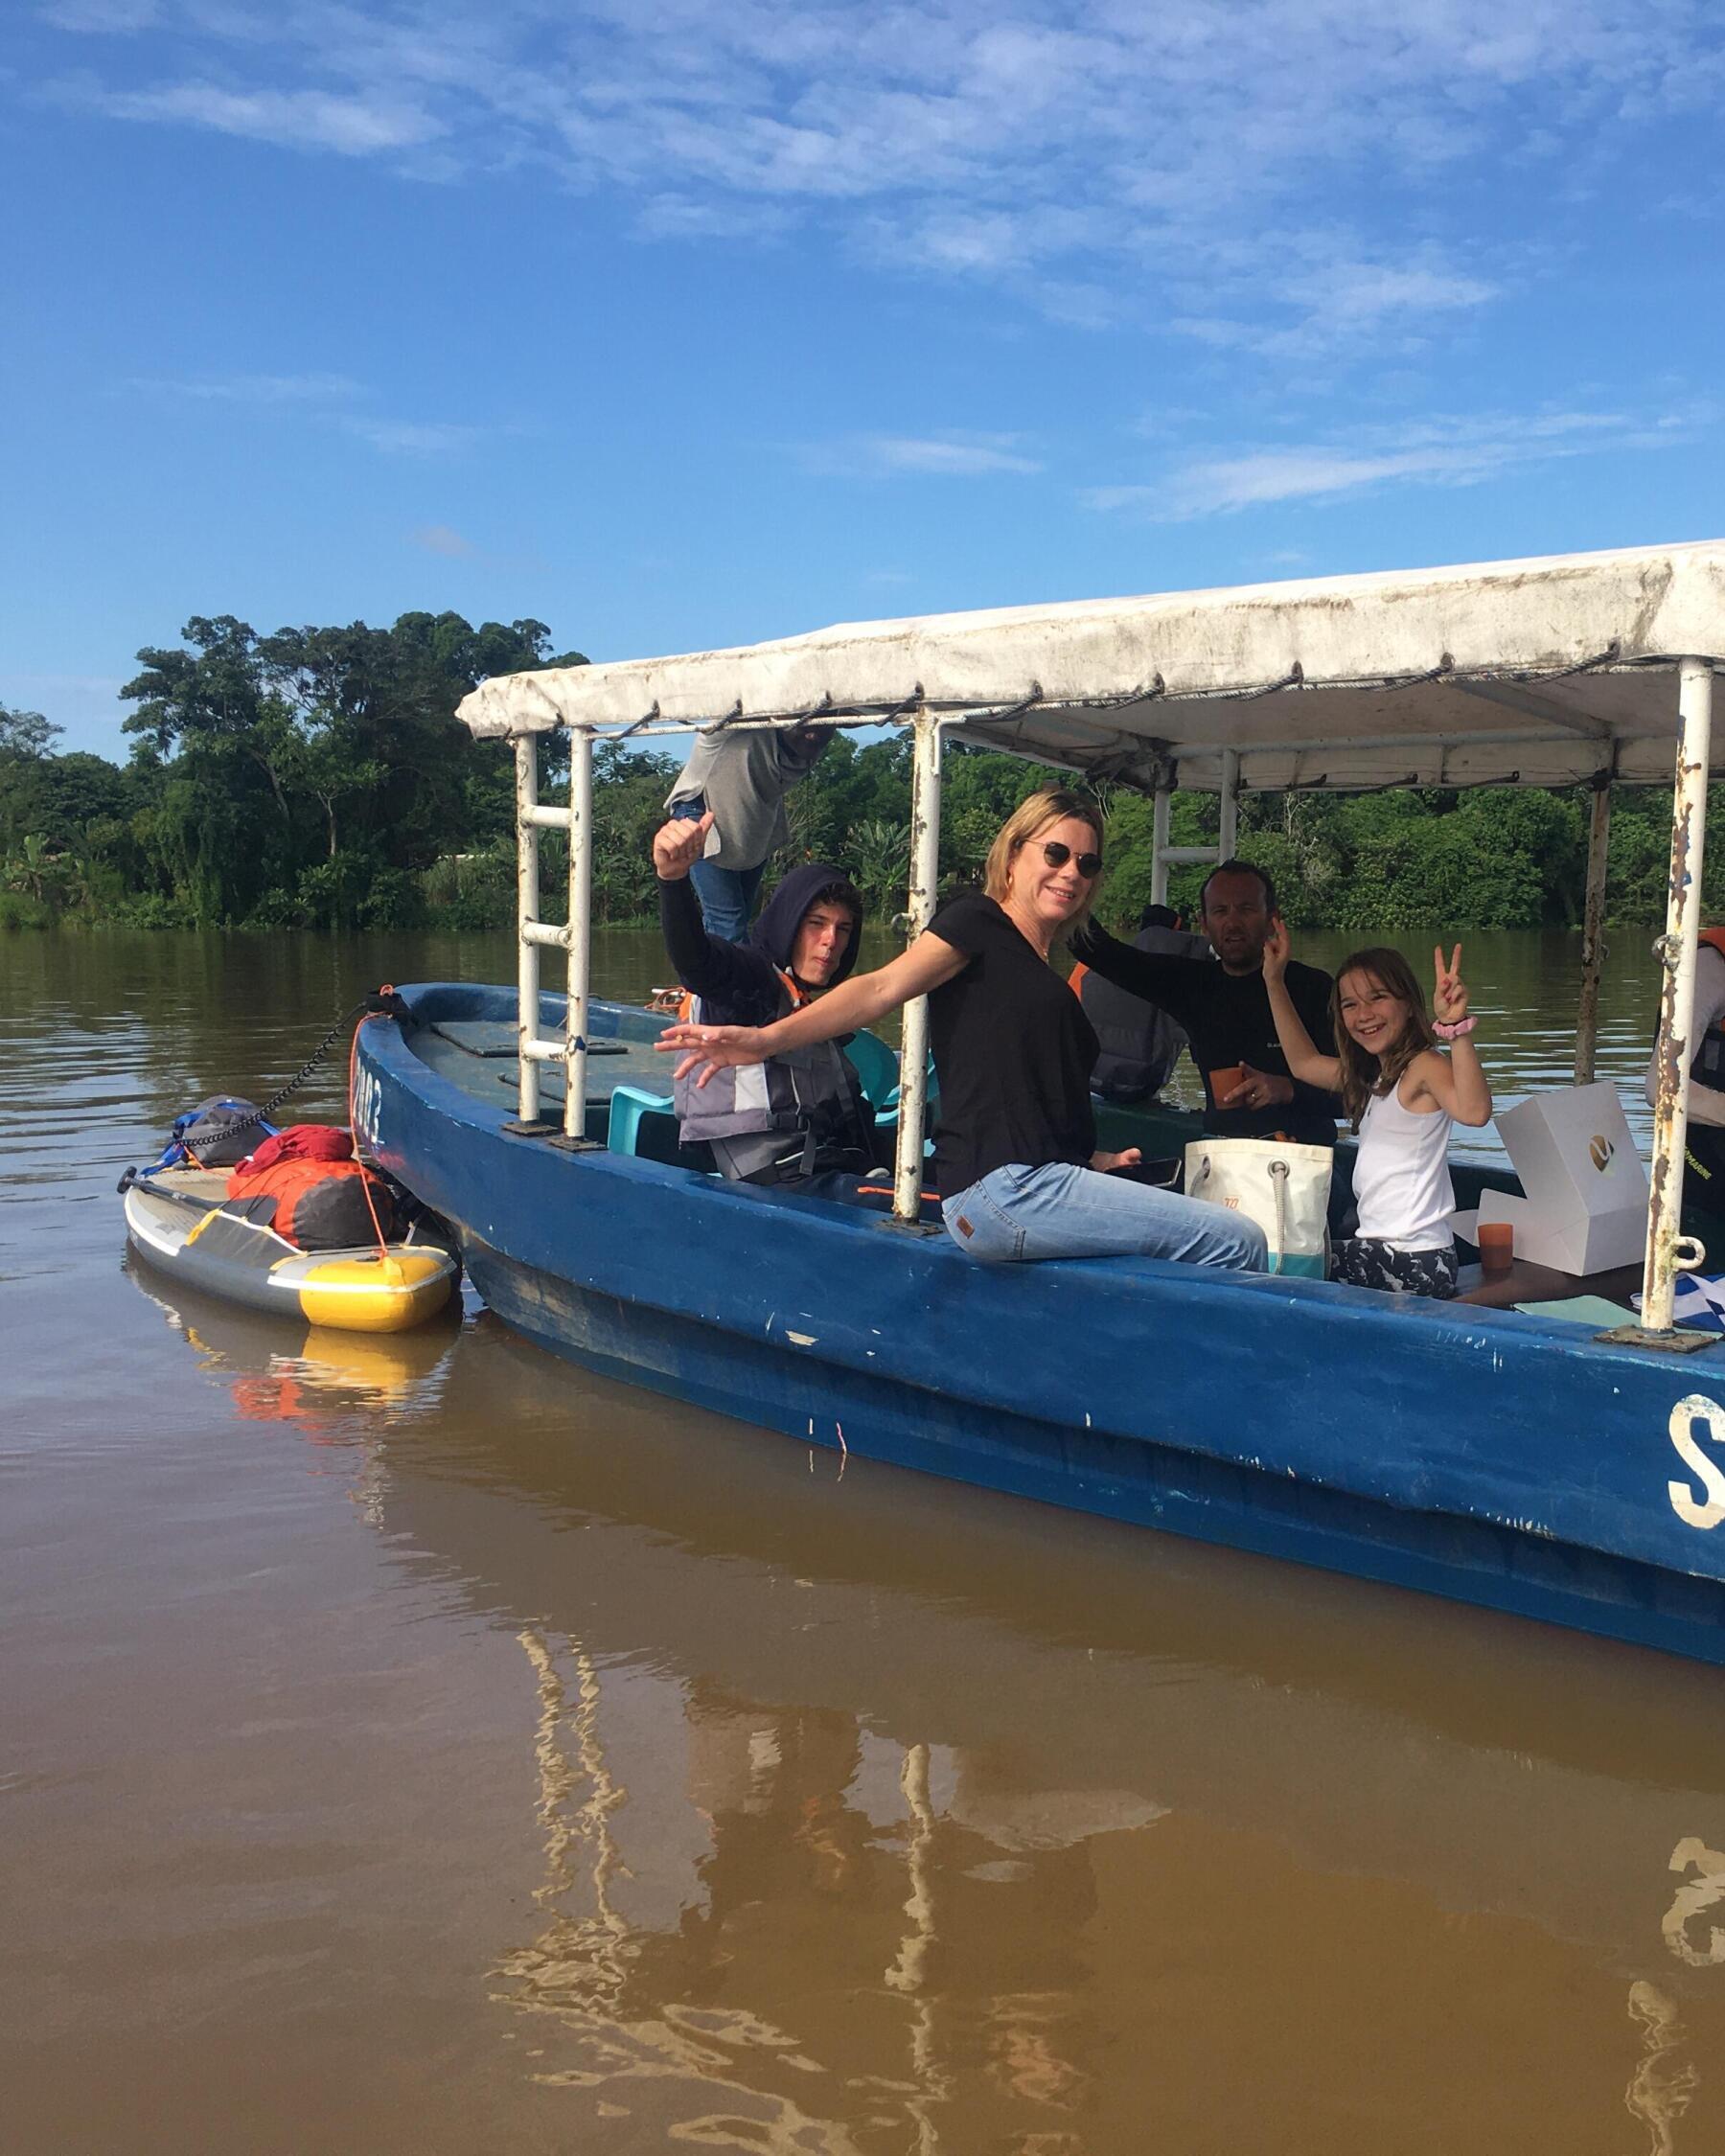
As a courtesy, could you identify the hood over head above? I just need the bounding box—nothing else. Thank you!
[749,861,865,989]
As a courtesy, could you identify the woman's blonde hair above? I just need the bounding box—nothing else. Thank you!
[1332,946,1436,1130]
[983,789,1106,940]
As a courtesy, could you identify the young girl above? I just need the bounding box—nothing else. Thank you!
[1261,926,1493,1298]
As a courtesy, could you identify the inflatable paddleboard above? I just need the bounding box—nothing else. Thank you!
[123,1166,458,1334]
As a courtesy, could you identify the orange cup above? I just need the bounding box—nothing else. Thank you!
[1478,1221,1514,1273]
[1209,1065,1247,1105]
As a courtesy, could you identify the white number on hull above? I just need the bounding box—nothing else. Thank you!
[353,1066,382,1153]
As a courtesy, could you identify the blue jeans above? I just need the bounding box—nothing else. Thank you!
[670,798,766,944]
[942,1161,1269,1271]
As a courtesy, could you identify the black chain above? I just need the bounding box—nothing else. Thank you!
[176,991,408,1156]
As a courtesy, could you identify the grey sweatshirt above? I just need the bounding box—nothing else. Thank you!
[665,728,826,871]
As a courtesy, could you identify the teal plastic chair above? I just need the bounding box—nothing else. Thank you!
[608,1084,675,1156]
[843,1031,902,1124]
[844,1030,938,1152]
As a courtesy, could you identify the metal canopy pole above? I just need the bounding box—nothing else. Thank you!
[1575,773,1613,1085]
[562,726,594,1142]
[1150,785,1171,906]
[1218,747,1240,860]
[892,709,942,1225]
[1641,658,1714,1333]
[515,734,543,1128]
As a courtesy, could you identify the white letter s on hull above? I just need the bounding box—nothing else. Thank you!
[1668,1394,1725,1529]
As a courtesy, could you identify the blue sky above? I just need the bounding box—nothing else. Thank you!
[6,0,1724,756]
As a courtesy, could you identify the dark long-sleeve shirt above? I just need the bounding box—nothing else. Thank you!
[1070,922,1342,1147]
[656,868,876,1177]
[657,873,788,1026]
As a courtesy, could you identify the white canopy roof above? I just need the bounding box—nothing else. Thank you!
[457,540,1725,791]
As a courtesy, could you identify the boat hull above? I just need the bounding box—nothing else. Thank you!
[360,986,1725,1664]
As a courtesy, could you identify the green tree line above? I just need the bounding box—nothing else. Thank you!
[0,609,1712,934]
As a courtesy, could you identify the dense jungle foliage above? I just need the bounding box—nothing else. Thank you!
[0,610,1714,935]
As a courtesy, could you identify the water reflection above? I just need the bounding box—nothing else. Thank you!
[128,1270,462,1431]
[1627,1981,1698,2155]
[1664,1840,1725,1970]
[260,1307,1725,2150]
[491,1623,1145,2151]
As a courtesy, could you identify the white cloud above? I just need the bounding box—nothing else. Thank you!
[411,523,476,557]
[1086,406,1700,519]
[1166,243,1503,358]
[40,0,161,29]
[1279,263,1500,326]
[342,417,485,456]
[123,371,487,457]
[802,431,1043,477]
[80,79,444,154]
[31,0,1725,349]
[131,370,361,404]
[870,434,1042,476]
[0,671,131,748]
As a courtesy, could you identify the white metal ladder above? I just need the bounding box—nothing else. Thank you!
[508,731,598,1142]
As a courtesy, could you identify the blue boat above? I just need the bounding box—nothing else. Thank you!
[360,543,1725,1664]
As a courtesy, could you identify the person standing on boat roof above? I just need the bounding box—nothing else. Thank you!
[654,811,883,1191]
[1070,902,1210,1102]
[664,722,831,942]
[1070,860,1342,1148]
[656,790,1267,1273]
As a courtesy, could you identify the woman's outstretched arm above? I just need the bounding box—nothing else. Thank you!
[656,929,968,1086]
[1261,920,1344,1089]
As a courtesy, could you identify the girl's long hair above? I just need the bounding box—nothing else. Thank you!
[1331,946,1436,1130]
[983,789,1105,941]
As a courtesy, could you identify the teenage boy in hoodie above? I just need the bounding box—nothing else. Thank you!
[653,811,883,1189]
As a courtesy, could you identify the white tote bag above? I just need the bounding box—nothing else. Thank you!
[1184,1137,1333,1277]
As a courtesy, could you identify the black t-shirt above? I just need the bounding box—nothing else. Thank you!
[1070,923,1341,1147]
[926,893,1099,1200]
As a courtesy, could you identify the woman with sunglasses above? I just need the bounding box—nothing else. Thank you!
[657,789,1267,1273]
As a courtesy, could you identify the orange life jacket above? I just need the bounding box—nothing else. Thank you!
[678,966,810,1023]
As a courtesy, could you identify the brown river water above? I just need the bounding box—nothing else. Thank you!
[6,926,1725,2155]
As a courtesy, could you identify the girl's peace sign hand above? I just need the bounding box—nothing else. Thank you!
[1432,942,1468,1024]
[1262,916,1292,986]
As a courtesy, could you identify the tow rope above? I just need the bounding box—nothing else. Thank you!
[348,994,398,1266]
[116,988,410,1192]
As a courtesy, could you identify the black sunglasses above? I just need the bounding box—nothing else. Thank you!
[1038,839,1102,879]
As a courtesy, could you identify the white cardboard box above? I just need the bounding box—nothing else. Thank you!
[1474,1081,1648,1274]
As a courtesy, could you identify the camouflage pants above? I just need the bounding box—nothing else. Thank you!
[1331,1237,1459,1299]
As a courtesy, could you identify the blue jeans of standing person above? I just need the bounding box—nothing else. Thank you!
[942,1161,1268,1271]
[669,798,766,944]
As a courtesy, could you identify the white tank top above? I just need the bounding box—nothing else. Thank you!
[1352,1083,1455,1250]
